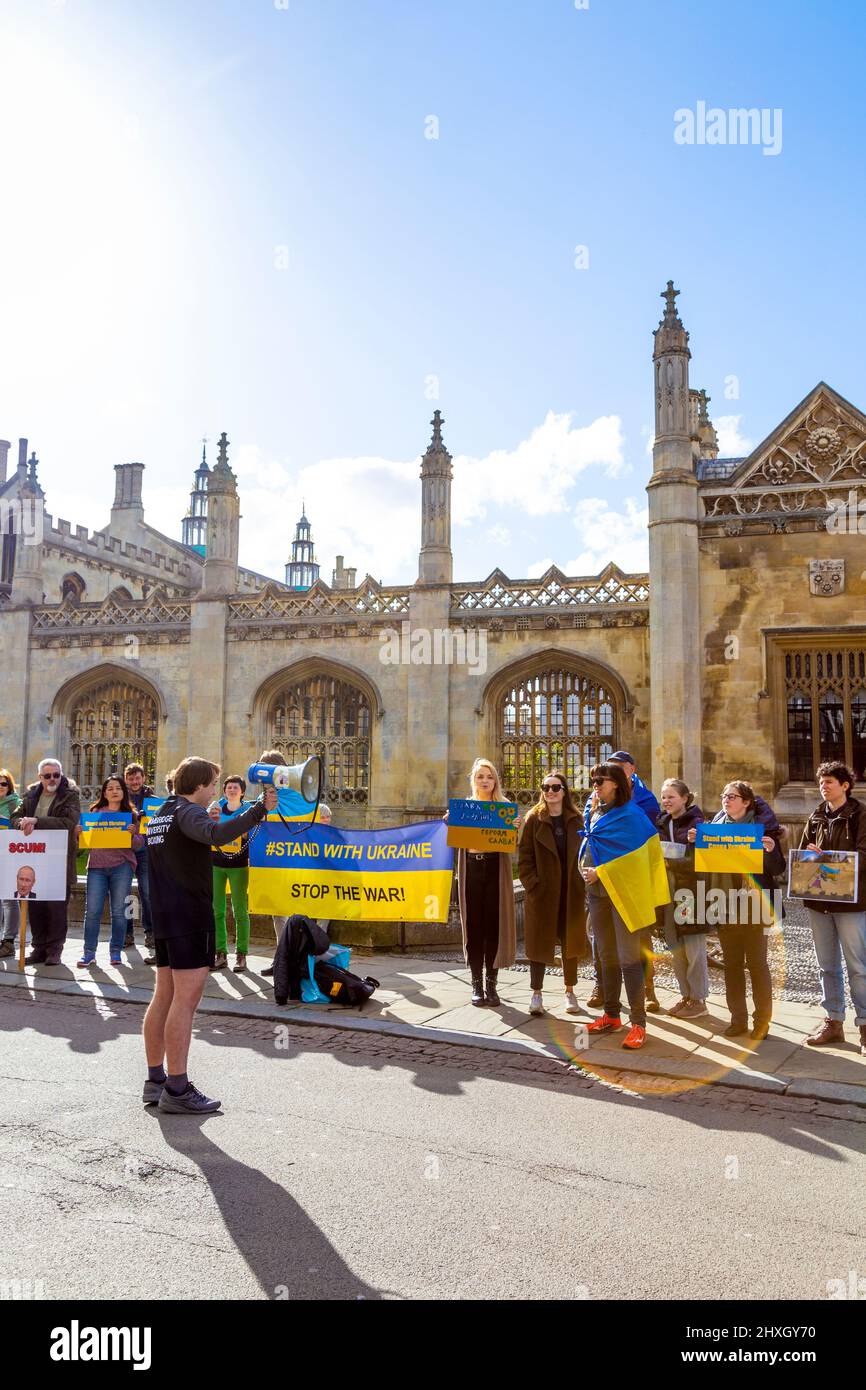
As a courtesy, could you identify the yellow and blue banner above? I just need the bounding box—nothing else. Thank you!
[694,823,764,875]
[446,798,518,853]
[248,820,453,922]
[79,812,133,850]
[582,802,670,933]
[139,797,164,832]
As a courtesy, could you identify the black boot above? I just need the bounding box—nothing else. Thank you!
[485,969,500,1007]
[471,976,486,1006]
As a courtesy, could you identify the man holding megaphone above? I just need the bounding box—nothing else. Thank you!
[248,749,322,976]
[142,756,278,1115]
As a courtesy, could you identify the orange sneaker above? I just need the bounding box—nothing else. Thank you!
[622,1025,646,1050]
[586,1013,623,1034]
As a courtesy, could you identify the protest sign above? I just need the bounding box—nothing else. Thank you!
[0,828,70,901]
[139,797,164,831]
[446,799,518,852]
[248,820,453,921]
[788,848,859,904]
[693,822,765,874]
[79,812,133,850]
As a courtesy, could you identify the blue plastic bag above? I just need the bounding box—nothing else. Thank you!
[300,945,351,1003]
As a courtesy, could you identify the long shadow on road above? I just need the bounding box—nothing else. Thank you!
[152,1115,386,1301]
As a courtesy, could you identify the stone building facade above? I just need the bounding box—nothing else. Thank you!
[1,283,864,841]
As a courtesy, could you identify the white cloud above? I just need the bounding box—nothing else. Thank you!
[486,523,511,545]
[453,411,625,525]
[42,412,633,588]
[565,496,649,575]
[714,415,753,457]
[527,556,554,578]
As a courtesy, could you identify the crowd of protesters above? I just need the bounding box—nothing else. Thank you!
[3,742,866,1113]
[456,751,866,1059]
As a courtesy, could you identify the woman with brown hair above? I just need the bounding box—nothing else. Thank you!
[453,758,517,1007]
[518,770,588,1017]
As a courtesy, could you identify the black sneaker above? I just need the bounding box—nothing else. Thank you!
[0,940,14,958]
[144,933,154,949]
[142,1078,165,1105]
[261,964,275,977]
[724,1021,749,1037]
[157,1083,221,1114]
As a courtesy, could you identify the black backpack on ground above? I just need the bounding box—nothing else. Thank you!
[312,959,380,1007]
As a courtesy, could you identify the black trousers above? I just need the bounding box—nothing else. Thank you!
[465,854,500,976]
[28,895,70,956]
[721,926,772,1026]
[530,906,577,990]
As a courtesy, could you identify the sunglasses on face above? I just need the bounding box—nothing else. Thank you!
[591,777,609,787]
[0,779,9,786]
[41,773,61,781]
[543,783,564,792]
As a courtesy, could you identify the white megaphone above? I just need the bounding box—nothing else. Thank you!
[248,761,323,806]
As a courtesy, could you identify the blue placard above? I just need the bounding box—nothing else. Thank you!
[448,799,518,830]
[694,823,764,849]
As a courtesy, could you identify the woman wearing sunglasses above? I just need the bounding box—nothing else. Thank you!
[0,770,23,957]
[579,762,649,1049]
[518,771,588,1016]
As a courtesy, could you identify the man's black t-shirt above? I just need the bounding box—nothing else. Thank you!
[147,795,266,939]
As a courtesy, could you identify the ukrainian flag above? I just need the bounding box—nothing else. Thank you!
[582,802,670,933]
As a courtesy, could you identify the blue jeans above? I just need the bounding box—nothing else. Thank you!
[588,891,646,1027]
[663,903,709,1002]
[1,900,19,942]
[807,908,866,1027]
[83,864,135,955]
[133,848,151,935]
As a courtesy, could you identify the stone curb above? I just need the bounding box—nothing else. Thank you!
[3,968,865,1109]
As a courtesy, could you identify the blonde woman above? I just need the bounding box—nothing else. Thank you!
[453,758,518,1006]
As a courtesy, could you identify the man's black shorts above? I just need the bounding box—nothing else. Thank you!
[153,930,215,970]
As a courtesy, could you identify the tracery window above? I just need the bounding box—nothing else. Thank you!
[68,678,158,802]
[499,667,617,803]
[784,646,866,781]
[269,674,370,803]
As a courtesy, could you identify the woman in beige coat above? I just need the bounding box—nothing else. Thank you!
[454,758,517,1007]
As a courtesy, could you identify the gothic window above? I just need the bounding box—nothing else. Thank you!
[499,667,617,804]
[784,645,866,781]
[0,511,16,588]
[267,674,370,804]
[61,572,86,603]
[68,678,158,804]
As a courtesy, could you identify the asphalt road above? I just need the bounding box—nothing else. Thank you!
[1,989,864,1302]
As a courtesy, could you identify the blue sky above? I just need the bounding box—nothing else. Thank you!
[1,0,864,585]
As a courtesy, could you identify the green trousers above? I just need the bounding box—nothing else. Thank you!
[212,866,250,953]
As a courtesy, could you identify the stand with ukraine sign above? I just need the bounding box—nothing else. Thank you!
[79,813,133,849]
[248,820,453,921]
[693,822,778,925]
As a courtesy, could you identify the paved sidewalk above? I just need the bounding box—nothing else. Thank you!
[2,928,865,1106]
